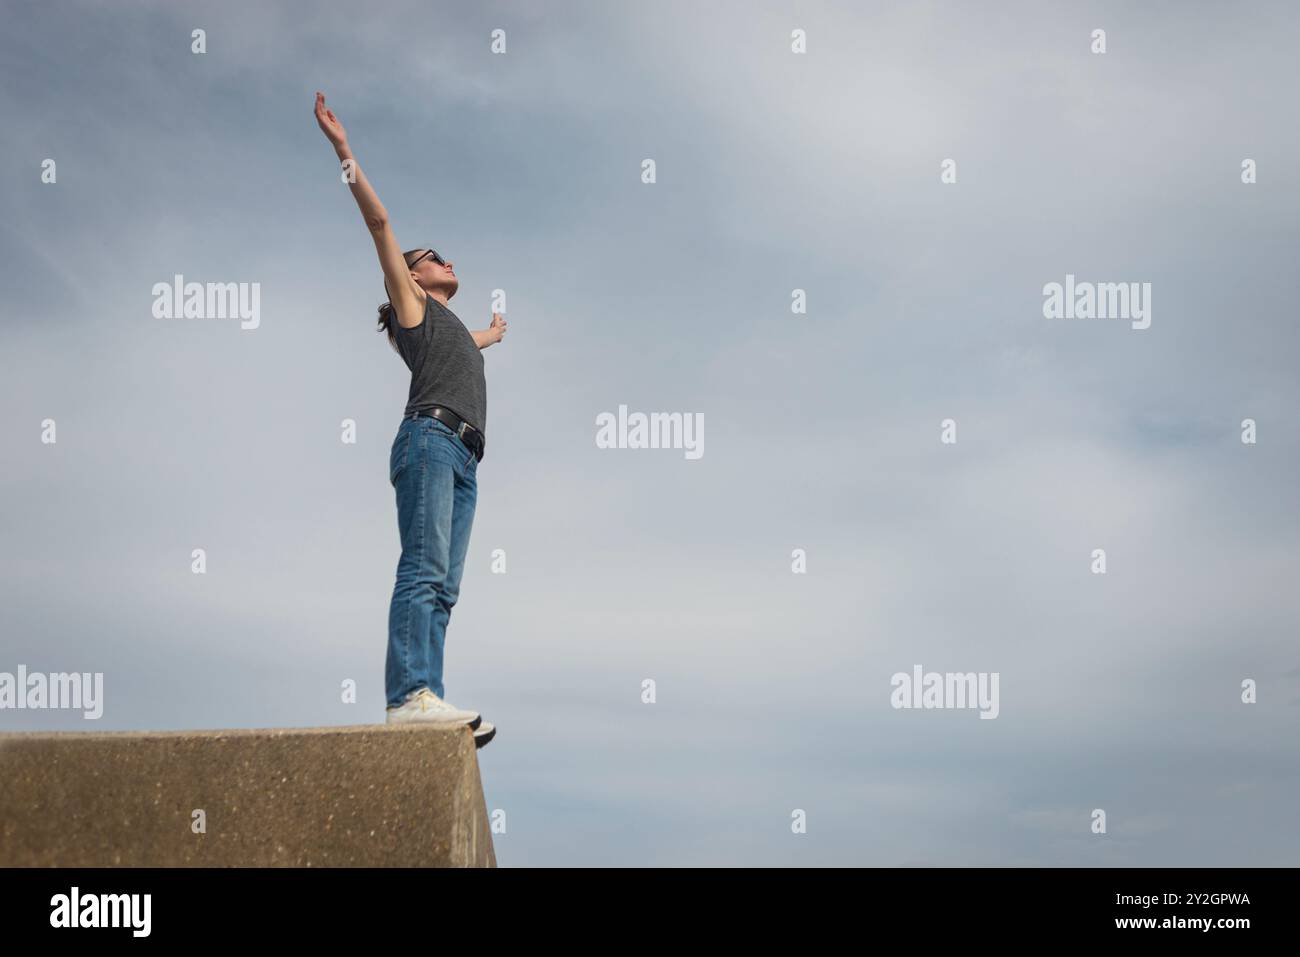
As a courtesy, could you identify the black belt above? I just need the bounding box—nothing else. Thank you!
[410,406,485,462]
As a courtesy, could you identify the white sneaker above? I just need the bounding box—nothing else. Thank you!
[386,688,481,728]
[473,721,496,749]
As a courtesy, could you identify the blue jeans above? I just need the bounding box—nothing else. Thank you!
[385,413,479,708]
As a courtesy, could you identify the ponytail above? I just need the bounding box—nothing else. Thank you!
[376,299,398,351]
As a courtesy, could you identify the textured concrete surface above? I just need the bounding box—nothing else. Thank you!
[0,724,495,867]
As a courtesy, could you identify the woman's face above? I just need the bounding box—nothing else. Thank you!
[412,251,458,298]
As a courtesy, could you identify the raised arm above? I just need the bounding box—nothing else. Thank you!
[314,92,424,329]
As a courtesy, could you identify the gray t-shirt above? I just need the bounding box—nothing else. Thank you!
[394,294,487,436]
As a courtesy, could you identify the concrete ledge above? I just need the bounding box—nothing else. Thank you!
[0,724,495,867]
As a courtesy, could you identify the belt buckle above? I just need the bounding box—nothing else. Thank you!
[460,422,482,460]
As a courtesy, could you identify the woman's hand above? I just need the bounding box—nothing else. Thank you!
[473,314,508,350]
[314,91,348,149]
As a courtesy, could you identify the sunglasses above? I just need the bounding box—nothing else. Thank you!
[408,249,447,269]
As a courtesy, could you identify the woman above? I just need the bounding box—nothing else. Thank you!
[315,92,506,747]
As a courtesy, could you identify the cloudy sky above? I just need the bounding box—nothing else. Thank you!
[2,0,1298,865]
